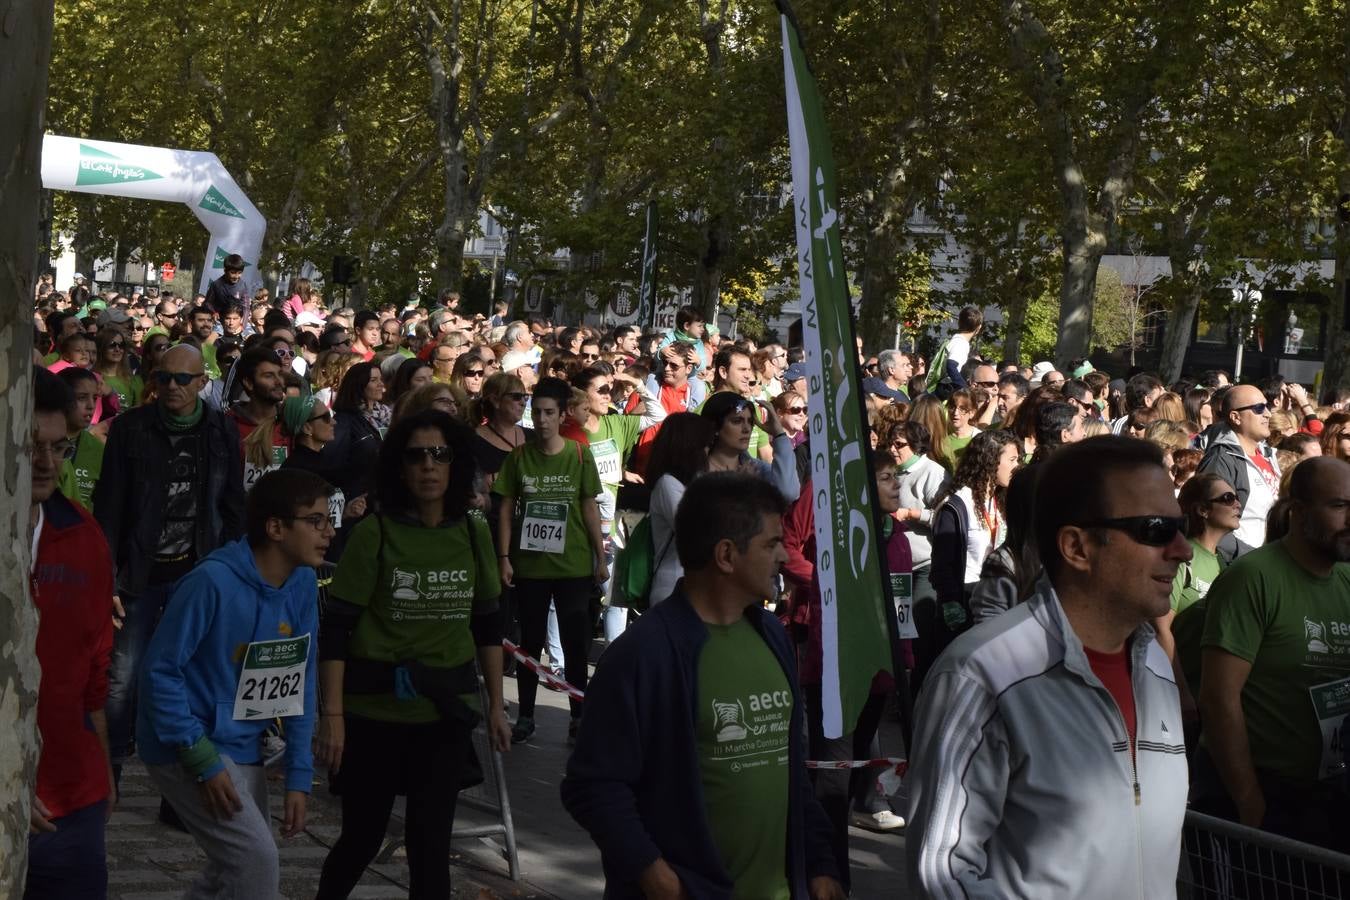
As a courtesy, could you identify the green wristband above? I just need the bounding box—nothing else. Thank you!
[177,735,222,778]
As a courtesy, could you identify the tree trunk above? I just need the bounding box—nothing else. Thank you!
[1323,28,1350,392]
[1002,288,1029,363]
[693,216,727,321]
[0,0,54,892]
[857,219,900,355]
[1157,282,1204,384]
[1058,224,1103,367]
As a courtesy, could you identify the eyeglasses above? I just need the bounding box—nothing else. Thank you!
[402,445,452,465]
[1205,492,1240,507]
[787,405,807,414]
[132,325,148,332]
[147,343,170,354]
[890,440,909,450]
[657,358,687,369]
[33,439,75,461]
[581,353,600,361]
[431,396,457,411]
[158,313,176,322]
[154,370,203,386]
[308,410,334,424]
[274,347,294,360]
[465,369,485,378]
[106,342,126,350]
[505,392,528,402]
[281,513,335,533]
[1232,402,1270,416]
[975,380,998,388]
[1075,515,1186,547]
[594,384,612,395]
[434,356,455,365]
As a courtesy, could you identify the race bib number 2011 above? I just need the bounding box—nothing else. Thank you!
[233,633,310,721]
[521,500,567,554]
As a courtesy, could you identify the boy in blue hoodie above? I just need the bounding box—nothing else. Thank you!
[137,468,333,896]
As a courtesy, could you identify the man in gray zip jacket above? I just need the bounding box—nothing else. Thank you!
[907,436,1190,899]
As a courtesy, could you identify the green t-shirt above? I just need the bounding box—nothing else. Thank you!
[696,617,792,900]
[331,514,500,723]
[586,414,642,534]
[492,440,602,580]
[1201,540,1350,782]
[943,432,977,468]
[103,374,143,411]
[57,430,106,512]
[1170,540,1223,696]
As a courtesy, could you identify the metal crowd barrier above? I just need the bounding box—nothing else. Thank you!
[1178,810,1350,899]
[375,673,521,881]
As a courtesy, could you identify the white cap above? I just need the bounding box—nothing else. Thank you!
[1030,361,1057,385]
[294,311,325,327]
[73,272,86,280]
[500,350,534,373]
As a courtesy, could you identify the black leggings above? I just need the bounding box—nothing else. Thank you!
[316,714,472,899]
[514,576,594,720]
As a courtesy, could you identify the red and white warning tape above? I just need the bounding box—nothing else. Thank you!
[503,639,586,702]
[502,639,909,785]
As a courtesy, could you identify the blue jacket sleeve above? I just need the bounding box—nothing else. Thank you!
[946,357,967,389]
[282,572,320,793]
[560,636,665,885]
[142,571,226,782]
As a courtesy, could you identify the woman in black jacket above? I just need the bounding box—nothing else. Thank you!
[916,429,1019,692]
[317,363,383,560]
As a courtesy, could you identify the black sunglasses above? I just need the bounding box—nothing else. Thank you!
[465,369,485,377]
[1075,515,1186,546]
[1205,492,1240,507]
[106,341,126,350]
[308,410,334,424]
[1232,402,1270,416]
[787,405,807,414]
[594,384,612,395]
[402,445,452,465]
[154,370,201,386]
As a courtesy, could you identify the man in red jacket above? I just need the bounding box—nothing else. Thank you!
[27,367,116,898]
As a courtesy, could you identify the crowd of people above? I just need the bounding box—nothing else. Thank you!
[22,263,1350,899]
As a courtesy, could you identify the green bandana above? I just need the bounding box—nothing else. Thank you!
[281,394,317,438]
[159,398,204,433]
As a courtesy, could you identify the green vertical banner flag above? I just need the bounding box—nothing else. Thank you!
[780,9,893,739]
[637,200,659,329]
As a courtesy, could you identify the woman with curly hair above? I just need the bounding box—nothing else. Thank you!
[919,429,1020,691]
[312,349,360,407]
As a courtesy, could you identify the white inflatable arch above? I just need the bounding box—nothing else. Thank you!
[40,134,265,295]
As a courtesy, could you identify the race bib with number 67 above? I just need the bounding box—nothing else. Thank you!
[890,572,918,639]
[233,634,310,721]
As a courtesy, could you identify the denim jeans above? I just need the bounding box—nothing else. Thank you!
[25,800,108,900]
[106,582,174,770]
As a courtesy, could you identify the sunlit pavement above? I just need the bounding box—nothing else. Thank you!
[106,648,909,898]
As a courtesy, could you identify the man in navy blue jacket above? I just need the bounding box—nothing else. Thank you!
[562,472,844,899]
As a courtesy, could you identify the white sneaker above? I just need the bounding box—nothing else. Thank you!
[851,809,906,831]
[262,731,287,766]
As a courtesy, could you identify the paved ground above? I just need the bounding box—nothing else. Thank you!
[107,654,910,899]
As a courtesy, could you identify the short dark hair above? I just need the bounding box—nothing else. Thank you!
[957,305,983,333]
[1061,378,1092,405]
[889,419,931,456]
[189,305,213,320]
[532,376,571,409]
[245,468,333,546]
[1034,436,1165,579]
[1178,472,1230,537]
[1199,370,1229,390]
[234,346,284,397]
[58,367,98,390]
[614,324,639,341]
[675,305,705,331]
[374,410,476,521]
[34,366,72,416]
[568,366,609,393]
[1125,373,1164,411]
[675,472,788,571]
[998,372,1030,398]
[354,310,380,330]
[222,253,246,273]
[1035,402,1079,450]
